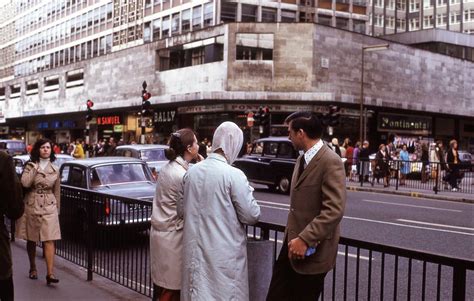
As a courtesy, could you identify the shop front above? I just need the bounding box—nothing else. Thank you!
[96,114,124,142]
[25,117,85,145]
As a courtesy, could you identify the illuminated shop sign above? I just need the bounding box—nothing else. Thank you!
[97,115,122,125]
[378,114,432,134]
[37,120,76,130]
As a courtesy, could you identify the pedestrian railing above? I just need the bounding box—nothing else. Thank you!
[348,159,473,195]
[7,188,474,300]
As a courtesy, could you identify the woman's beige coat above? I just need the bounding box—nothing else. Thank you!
[150,156,188,290]
[16,161,61,242]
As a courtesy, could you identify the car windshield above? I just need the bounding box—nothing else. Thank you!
[55,157,73,167]
[140,149,166,161]
[91,163,150,186]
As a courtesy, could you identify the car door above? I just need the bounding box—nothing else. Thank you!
[259,141,279,183]
[65,165,87,189]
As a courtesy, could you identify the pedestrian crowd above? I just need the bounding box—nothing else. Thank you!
[327,136,466,192]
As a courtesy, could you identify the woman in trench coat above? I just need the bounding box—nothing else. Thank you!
[150,129,200,301]
[16,138,61,285]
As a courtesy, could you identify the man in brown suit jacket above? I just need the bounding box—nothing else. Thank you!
[266,112,346,301]
[0,151,24,301]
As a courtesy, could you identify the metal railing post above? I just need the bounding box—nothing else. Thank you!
[86,191,94,281]
[395,160,399,190]
[452,264,466,301]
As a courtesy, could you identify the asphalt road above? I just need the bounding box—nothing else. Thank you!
[253,185,474,260]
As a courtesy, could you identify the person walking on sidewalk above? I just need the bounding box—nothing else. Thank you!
[399,144,410,186]
[372,144,391,187]
[180,122,260,301]
[0,151,24,301]
[150,129,201,301]
[15,138,61,285]
[446,139,461,192]
[266,112,346,301]
[359,141,371,183]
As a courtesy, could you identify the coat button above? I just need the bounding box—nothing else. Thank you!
[40,205,43,208]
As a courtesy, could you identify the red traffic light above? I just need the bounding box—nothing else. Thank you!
[142,92,151,101]
[87,99,94,108]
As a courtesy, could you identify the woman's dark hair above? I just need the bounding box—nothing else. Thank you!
[284,111,323,139]
[164,128,196,161]
[30,138,56,163]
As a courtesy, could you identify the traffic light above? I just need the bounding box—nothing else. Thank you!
[141,81,152,116]
[86,99,94,122]
[260,106,271,137]
[254,107,264,126]
[328,105,340,126]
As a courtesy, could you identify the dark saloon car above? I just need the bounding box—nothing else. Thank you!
[114,144,169,176]
[59,157,156,230]
[233,137,298,194]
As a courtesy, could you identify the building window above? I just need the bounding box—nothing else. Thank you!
[236,33,274,61]
[353,19,366,33]
[261,8,277,22]
[241,4,257,22]
[192,6,202,30]
[144,22,151,42]
[318,14,332,26]
[162,16,170,37]
[221,2,237,22]
[336,17,349,30]
[182,9,191,32]
[281,10,296,22]
[172,13,180,35]
[192,47,205,65]
[153,19,161,40]
[66,69,84,88]
[203,3,213,27]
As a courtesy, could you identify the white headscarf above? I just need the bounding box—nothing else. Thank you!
[211,121,243,165]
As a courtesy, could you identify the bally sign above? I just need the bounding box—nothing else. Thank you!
[154,110,176,123]
[97,115,122,125]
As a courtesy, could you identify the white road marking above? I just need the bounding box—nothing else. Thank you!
[345,216,474,236]
[248,235,371,261]
[257,200,290,207]
[259,204,289,211]
[396,219,474,231]
[362,199,462,212]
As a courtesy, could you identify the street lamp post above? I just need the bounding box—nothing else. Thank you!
[359,44,389,144]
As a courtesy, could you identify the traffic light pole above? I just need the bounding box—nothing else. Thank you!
[85,122,90,158]
[140,115,146,144]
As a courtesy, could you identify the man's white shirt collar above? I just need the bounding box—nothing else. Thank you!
[303,139,324,167]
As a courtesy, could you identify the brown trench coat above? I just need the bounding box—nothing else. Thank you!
[15,161,61,242]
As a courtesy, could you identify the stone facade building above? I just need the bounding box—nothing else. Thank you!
[0,22,473,150]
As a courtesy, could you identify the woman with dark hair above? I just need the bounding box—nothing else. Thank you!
[372,144,391,187]
[15,138,61,285]
[150,129,201,301]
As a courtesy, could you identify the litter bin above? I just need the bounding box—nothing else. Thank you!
[247,238,274,301]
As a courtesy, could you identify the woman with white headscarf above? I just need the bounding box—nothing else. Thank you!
[179,121,261,301]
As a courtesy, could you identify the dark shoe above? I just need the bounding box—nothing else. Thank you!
[46,274,59,285]
[29,269,38,280]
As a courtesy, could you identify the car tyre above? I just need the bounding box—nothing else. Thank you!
[277,177,291,194]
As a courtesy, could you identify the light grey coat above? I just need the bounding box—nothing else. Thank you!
[150,156,188,290]
[180,153,261,301]
[16,161,61,242]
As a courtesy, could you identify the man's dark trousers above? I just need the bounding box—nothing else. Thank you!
[266,238,327,301]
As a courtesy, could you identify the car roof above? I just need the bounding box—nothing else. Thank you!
[116,144,169,150]
[0,140,25,143]
[256,137,291,143]
[62,156,145,167]
[14,154,73,160]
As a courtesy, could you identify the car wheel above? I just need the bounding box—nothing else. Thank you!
[278,177,291,194]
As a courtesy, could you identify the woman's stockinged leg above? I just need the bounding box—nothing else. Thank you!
[27,240,37,272]
[43,241,55,276]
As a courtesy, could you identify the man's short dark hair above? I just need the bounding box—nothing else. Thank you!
[285,112,323,139]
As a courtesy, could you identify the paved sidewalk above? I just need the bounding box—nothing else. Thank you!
[346,181,474,203]
[11,240,149,301]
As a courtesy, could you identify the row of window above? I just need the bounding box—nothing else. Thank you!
[13,35,112,78]
[143,3,213,41]
[15,0,96,35]
[14,3,113,58]
[372,10,474,29]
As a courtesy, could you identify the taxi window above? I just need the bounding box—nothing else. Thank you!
[68,167,86,188]
[278,143,295,159]
[251,142,264,155]
[263,142,278,156]
[60,166,70,184]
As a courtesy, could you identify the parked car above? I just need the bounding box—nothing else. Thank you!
[0,139,26,155]
[13,154,74,176]
[59,157,156,230]
[457,151,474,172]
[114,144,169,176]
[233,137,298,194]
